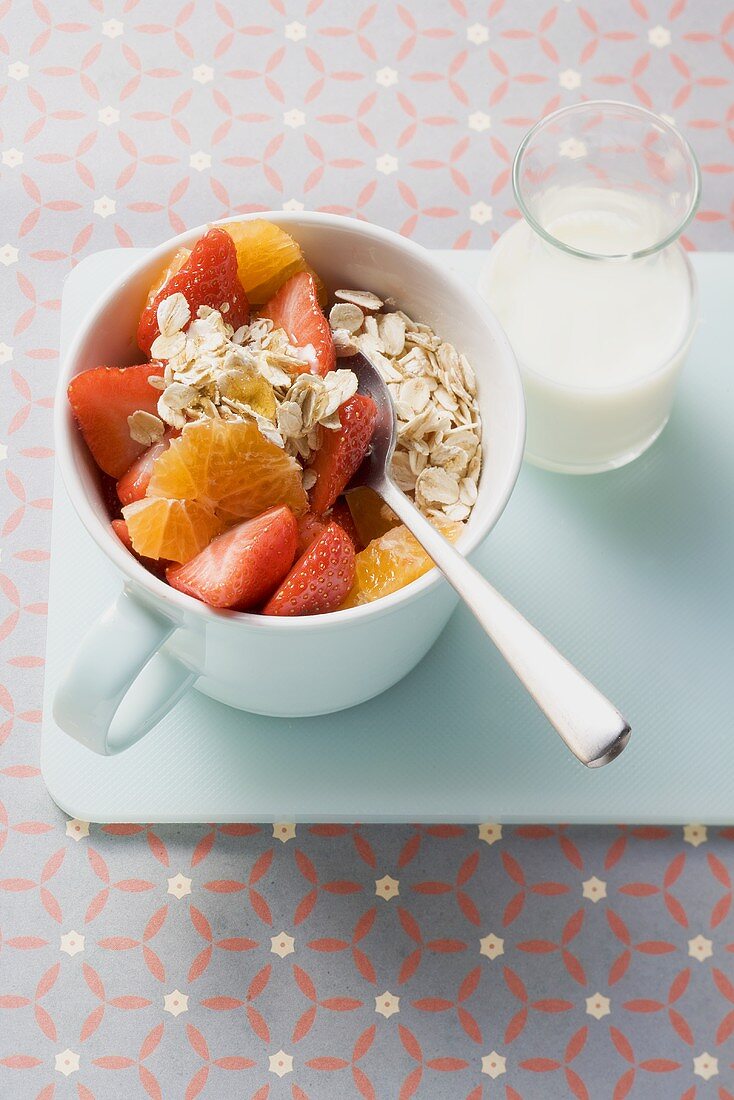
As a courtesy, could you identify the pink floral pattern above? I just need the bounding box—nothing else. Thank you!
[1,0,734,1095]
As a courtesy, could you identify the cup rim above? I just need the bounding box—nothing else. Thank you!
[56,211,526,630]
[512,99,702,263]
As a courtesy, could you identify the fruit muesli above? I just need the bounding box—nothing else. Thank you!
[68,220,482,615]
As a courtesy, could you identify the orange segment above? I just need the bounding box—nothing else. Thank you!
[144,247,191,310]
[224,219,326,307]
[339,520,464,609]
[346,487,399,547]
[147,418,308,521]
[122,498,223,564]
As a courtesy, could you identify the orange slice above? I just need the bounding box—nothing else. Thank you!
[339,520,464,609]
[122,498,222,564]
[224,219,326,307]
[144,247,191,311]
[147,418,308,522]
[346,487,399,547]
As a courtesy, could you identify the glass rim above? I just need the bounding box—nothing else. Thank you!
[511,99,702,262]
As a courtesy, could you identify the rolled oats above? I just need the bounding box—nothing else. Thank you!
[459,477,478,507]
[408,448,428,477]
[276,400,303,439]
[332,328,358,357]
[434,385,459,413]
[335,289,383,311]
[133,298,366,463]
[327,298,482,524]
[444,502,471,522]
[378,312,406,356]
[329,302,364,334]
[128,409,165,447]
[130,283,482,530]
[391,451,416,492]
[416,466,460,506]
[156,292,190,337]
[398,377,431,416]
[430,443,466,475]
[150,330,186,361]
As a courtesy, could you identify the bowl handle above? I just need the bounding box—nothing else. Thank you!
[53,587,196,755]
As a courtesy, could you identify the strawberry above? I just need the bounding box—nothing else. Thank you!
[307,393,378,515]
[68,363,165,478]
[263,522,355,617]
[100,471,124,520]
[295,512,326,557]
[328,496,362,550]
[166,505,297,610]
[260,271,335,376]
[116,431,172,506]
[111,517,134,553]
[137,227,249,356]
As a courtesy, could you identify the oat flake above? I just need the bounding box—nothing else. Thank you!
[335,289,383,311]
[128,409,165,446]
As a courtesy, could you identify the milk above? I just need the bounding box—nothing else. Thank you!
[479,187,697,472]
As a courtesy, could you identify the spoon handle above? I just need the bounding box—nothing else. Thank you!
[376,479,630,768]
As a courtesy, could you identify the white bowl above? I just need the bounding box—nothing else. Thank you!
[53,213,525,755]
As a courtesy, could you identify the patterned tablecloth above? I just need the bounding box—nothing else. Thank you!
[2,2,733,1096]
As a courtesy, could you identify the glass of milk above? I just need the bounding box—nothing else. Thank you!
[479,101,701,474]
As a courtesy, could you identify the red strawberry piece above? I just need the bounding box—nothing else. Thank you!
[166,505,297,610]
[116,430,173,506]
[138,227,250,357]
[296,512,326,557]
[328,496,362,551]
[111,518,167,578]
[68,362,165,478]
[111,517,134,553]
[263,521,355,617]
[307,393,378,515]
[100,472,124,519]
[260,271,335,377]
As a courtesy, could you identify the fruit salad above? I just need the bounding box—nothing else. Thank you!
[68,220,482,616]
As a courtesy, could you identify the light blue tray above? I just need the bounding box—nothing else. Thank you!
[41,250,733,823]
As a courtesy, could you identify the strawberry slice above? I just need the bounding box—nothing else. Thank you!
[111,517,135,553]
[263,521,355,617]
[307,393,378,515]
[68,363,165,478]
[295,512,326,557]
[260,271,335,376]
[328,496,362,550]
[116,431,173,506]
[166,505,297,610]
[138,227,250,356]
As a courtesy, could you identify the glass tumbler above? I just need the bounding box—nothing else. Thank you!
[479,101,701,474]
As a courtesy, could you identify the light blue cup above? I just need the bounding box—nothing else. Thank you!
[54,213,525,755]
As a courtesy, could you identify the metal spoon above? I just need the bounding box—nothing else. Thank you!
[348,351,631,768]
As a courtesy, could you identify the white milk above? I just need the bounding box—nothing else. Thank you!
[479,188,697,472]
